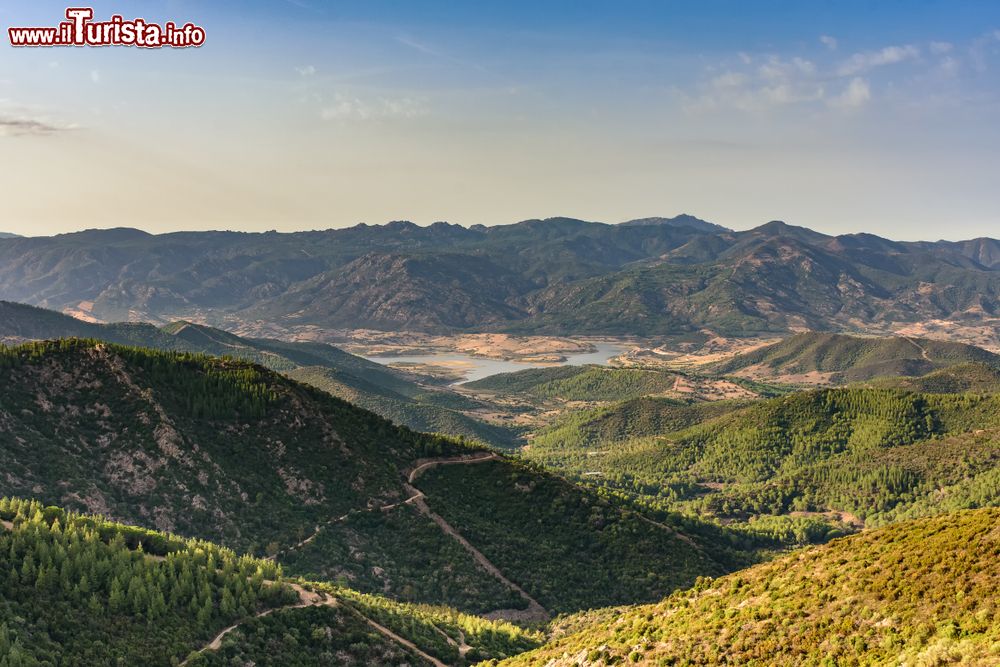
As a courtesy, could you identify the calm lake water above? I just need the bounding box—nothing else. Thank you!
[365,342,626,384]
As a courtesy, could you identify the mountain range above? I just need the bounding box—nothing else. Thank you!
[5,216,1000,336]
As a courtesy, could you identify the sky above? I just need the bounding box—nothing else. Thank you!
[1,1,999,240]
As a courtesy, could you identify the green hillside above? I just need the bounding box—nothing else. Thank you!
[286,365,518,447]
[527,397,744,462]
[868,362,1000,394]
[0,301,516,447]
[0,497,537,667]
[494,508,1000,666]
[466,366,681,402]
[0,339,732,616]
[464,364,772,413]
[711,331,1000,383]
[524,386,1000,546]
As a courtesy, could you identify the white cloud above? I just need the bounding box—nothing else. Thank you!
[829,77,871,109]
[295,65,316,77]
[837,45,919,75]
[820,35,838,51]
[935,56,960,77]
[90,70,101,84]
[929,41,953,55]
[320,94,427,121]
[968,30,1000,71]
[758,56,815,80]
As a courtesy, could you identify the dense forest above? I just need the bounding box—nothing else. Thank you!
[0,498,540,667]
[526,385,1000,548]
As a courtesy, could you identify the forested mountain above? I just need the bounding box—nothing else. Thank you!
[712,331,1000,384]
[464,364,766,404]
[4,218,1000,335]
[0,340,735,617]
[494,508,1000,666]
[0,301,514,446]
[525,385,1000,546]
[0,498,537,666]
[870,362,1000,394]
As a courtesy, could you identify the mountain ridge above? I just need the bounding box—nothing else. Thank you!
[5,217,1000,335]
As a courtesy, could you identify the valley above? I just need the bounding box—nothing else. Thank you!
[7,0,1000,662]
[5,223,1000,665]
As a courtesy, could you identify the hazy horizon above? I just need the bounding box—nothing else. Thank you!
[3,213,999,245]
[3,1,1000,240]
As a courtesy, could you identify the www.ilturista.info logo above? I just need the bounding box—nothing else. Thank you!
[8,8,205,48]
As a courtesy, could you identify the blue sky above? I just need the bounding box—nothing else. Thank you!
[1,1,999,239]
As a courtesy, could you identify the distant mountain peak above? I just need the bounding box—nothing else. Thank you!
[620,214,729,233]
[747,220,832,242]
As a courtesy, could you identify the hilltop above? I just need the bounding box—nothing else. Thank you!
[494,508,1000,666]
[711,331,1000,384]
[464,365,761,403]
[0,301,515,446]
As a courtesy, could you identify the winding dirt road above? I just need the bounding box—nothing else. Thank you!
[904,336,933,362]
[180,583,448,667]
[272,450,550,623]
[404,453,550,623]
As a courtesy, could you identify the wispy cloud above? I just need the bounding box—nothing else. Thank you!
[295,65,317,77]
[968,29,1000,71]
[396,35,440,57]
[0,117,71,137]
[819,35,838,51]
[829,77,871,109]
[684,67,824,113]
[320,93,427,121]
[837,45,920,76]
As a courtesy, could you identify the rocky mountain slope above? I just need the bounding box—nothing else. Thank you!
[0,340,734,616]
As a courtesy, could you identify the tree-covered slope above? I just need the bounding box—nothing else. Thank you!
[493,508,1000,666]
[0,301,516,447]
[0,340,732,616]
[868,362,1000,394]
[285,365,518,448]
[711,331,1000,384]
[0,498,538,667]
[0,338,456,556]
[464,365,763,408]
[524,385,1000,547]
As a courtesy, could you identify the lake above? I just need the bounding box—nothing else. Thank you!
[365,342,627,383]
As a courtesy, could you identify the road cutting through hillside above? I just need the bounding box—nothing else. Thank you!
[403,453,550,623]
[180,583,448,667]
[270,453,500,560]
[273,451,549,623]
[904,336,933,361]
